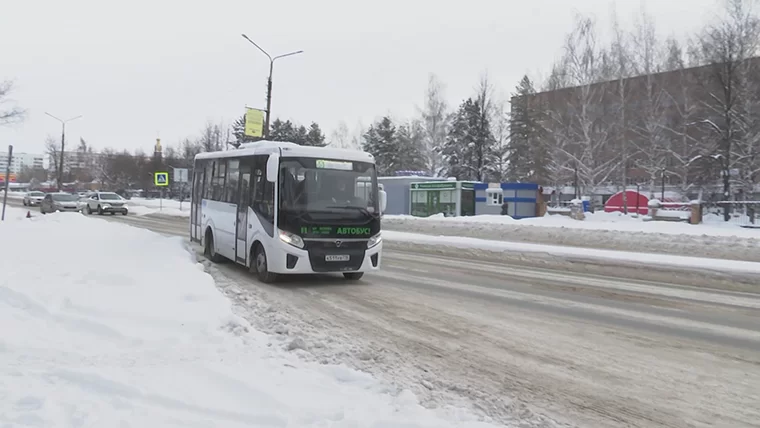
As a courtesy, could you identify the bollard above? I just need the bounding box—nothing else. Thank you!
[647,199,661,218]
[690,200,702,224]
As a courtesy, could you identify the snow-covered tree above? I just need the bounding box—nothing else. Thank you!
[508,75,547,182]
[396,120,428,172]
[362,117,398,176]
[303,122,326,147]
[549,16,619,194]
[694,0,760,218]
[268,119,325,146]
[443,77,497,182]
[328,121,352,149]
[418,74,449,176]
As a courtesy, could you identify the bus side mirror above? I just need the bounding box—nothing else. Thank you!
[379,189,387,213]
[266,153,279,183]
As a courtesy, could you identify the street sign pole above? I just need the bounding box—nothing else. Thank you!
[154,171,169,211]
[1,145,13,221]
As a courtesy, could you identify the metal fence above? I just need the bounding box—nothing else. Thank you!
[699,201,760,228]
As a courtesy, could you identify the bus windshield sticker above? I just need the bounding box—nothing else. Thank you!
[316,160,353,170]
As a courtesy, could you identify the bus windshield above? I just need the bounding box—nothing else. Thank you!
[278,157,379,219]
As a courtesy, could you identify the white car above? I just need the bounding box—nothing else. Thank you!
[83,192,129,215]
[23,191,46,206]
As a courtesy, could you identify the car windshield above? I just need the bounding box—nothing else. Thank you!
[52,194,78,202]
[29,192,44,196]
[99,193,120,200]
[279,157,378,218]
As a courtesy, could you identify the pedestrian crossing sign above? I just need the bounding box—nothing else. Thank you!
[154,172,169,186]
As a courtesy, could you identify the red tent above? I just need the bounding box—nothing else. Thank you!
[604,191,649,215]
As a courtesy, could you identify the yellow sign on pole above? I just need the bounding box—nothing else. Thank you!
[154,172,169,187]
[244,107,265,138]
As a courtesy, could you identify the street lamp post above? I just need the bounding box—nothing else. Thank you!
[241,34,303,138]
[45,112,82,191]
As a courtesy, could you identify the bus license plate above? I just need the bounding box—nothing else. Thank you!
[325,255,350,262]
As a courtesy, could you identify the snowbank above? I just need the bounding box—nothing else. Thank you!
[384,230,760,275]
[0,211,498,427]
[382,213,760,262]
[385,211,757,238]
[127,197,190,217]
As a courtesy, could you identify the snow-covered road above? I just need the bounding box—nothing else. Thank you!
[76,209,760,428]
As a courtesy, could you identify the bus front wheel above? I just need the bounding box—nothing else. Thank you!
[204,230,224,263]
[252,245,278,283]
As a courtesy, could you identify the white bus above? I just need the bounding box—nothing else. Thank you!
[190,141,387,283]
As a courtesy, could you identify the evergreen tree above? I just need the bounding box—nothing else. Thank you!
[443,97,496,181]
[507,75,547,182]
[362,117,398,176]
[396,120,428,172]
[304,122,326,146]
[292,125,308,145]
[231,114,262,148]
[269,118,325,146]
[269,119,295,142]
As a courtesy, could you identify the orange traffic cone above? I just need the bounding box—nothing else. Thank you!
[26,211,31,218]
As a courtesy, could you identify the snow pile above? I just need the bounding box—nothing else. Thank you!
[382,212,760,262]
[0,205,32,221]
[127,197,190,217]
[383,230,760,275]
[384,211,756,238]
[0,212,499,427]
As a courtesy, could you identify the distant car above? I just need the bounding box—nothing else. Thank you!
[83,191,129,215]
[23,191,45,206]
[40,193,83,214]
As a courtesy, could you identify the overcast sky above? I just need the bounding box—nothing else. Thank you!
[1,0,719,155]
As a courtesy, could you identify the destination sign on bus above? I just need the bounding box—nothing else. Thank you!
[300,226,372,236]
[315,159,353,170]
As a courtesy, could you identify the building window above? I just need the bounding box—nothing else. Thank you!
[486,189,503,206]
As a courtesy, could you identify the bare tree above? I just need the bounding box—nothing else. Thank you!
[0,80,24,126]
[45,135,61,184]
[551,16,619,195]
[418,74,450,176]
[328,121,352,149]
[197,121,226,152]
[628,8,673,198]
[695,0,760,219]
[609,10,636,211]
[490,95,510,182]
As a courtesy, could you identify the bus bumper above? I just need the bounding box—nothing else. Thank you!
[267,239,382,275]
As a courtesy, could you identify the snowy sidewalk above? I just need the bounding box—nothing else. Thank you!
[0,207,498,428]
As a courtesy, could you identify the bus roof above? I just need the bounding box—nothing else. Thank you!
[194,140,376,164]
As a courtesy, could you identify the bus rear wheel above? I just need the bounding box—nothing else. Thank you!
[343,272,364,281]
[252,244,278,283]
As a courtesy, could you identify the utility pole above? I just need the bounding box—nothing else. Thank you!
[45,112,82,191]
[241,34,303,138]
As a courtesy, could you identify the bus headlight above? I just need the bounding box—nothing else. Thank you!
[278,229,305,249]
[367,233,382,249]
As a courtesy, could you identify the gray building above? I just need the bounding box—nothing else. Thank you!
[474,182,540,219]
[378,176,444,215]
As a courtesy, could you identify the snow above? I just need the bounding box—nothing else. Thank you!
[127,197,190,217]
[383,230,760,275]
[384,211,759,239]
[0,208,501,428]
